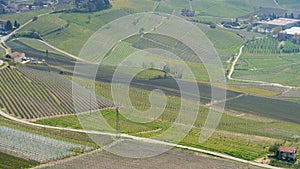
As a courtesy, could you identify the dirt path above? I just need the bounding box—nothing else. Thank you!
[227,45,244,80]
[227,45,298,89]
[36,39,93,63]
[0,110,282,169]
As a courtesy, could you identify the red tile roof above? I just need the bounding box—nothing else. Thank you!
[9,52,24,58]
[279,146,297,153]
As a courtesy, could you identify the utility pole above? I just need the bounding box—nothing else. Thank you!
[89,92,92,115]
[116,106,120,139]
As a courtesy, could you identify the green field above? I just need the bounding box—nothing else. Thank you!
[15,38,64,55]
[0,8,51,25]
[20,13,68,37]
[235,52,300,86]
[278,0,300,10]
[111,0,279,17]
[202,27,244,57]
[16,8,132,55]
[0,151,38,169]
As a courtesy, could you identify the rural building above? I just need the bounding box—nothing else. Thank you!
[181,9,195,17]
[283,27,300,36]
[0,20,7,31]
[0,60,3,66]
[278,146,297,161]
[264,18,300,30]
[7,52,25,63]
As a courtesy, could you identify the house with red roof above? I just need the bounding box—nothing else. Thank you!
[7,52,26,63]
[278,146,297,161]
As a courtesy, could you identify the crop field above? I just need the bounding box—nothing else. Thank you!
[41,145,259,169]
[220,95,300,124]
[36,74,300,161]
[243,37,300,55]
[0,126,92,163]
[0,151,38,169]
[0,67,114,119]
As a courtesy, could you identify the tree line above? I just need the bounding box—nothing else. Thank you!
[74,0,111,12]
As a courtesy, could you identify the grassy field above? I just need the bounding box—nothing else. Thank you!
[234,52,300,86]
[200,26,244,57]
[20,13,69,37]
[0,8,51,25]
[277,0,300,10]
[110,0,279,17]
[15,38,65,55]
[0,151,38,169]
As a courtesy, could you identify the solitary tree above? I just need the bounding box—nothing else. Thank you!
[13,20,20,28]
[5,20,12,31]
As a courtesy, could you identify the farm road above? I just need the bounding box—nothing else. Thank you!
[0,110,282,169]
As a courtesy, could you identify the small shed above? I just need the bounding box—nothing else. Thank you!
[278,146,297,161]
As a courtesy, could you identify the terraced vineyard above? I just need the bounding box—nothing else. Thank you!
[0,67,114,119]
[125,33,200,63]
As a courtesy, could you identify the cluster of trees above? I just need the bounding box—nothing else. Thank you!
[258,12,300,21]
[283,12,300,19]
[3,20,20,32]
[74,0,111,12]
